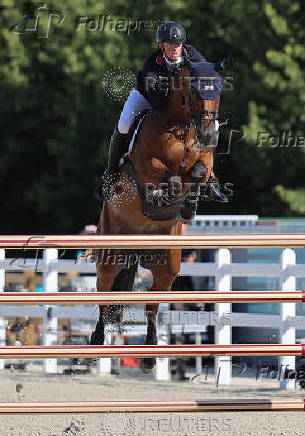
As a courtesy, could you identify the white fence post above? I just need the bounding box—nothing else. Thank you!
[0,249,5,370]
[279,248,296,390]
[195,332,202,374]
[43,249,58,374]
[156,303,170,381]
[215,248,232,386]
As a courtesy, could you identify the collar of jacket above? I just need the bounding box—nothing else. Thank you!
[155,45,188,65]
[156,51,163,65]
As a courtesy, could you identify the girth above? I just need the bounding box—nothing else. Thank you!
[122,158,188,221]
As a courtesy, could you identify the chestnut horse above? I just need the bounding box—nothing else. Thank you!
[91,61,225,372]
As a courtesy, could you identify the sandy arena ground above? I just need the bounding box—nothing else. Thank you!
[0,366,304,436]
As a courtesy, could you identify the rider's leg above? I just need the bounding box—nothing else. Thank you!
[107,124,129,177]
[108,88,152,174]
[95,89,151,201]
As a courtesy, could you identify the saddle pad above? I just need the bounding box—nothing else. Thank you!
[119,113,148,166]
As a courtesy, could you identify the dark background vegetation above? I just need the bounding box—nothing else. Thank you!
[1,0,304,233]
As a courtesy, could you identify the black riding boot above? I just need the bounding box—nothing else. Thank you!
[94,125,129,202]
[204,176,229,202]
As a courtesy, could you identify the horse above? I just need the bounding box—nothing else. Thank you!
[90,60,226,373]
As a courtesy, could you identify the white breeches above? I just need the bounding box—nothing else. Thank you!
[118,88,151,134]
[117,88,220,134]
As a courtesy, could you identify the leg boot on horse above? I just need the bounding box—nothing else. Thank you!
[203,175,229,202]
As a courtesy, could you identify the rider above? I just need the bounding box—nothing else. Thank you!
[95,21,228,202]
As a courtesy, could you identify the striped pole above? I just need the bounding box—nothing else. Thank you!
[0,399,303,414]
[0,344,304,359]
[0,291,304,305]
[1,234,305,249]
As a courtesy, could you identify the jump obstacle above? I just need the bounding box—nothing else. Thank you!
[0,234,304,414]
[1,233,305,249]
[0,399,304,414]
[0,291,304,304]
[0,344,304,359]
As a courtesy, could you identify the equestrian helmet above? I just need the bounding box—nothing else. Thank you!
[156,21,186,44]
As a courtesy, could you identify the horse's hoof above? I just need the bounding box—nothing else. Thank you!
[178,207,196,223]
[140,358,156,374]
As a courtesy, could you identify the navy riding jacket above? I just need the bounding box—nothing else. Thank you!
[136,44,206,111]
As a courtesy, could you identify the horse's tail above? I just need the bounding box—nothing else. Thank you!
[111,262,138,292]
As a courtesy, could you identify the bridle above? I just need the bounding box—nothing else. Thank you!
[170,63,220,176]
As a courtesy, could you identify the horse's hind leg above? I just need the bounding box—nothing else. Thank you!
[90,260,118,346]
[90,259,138,345]
[140,246,181,374]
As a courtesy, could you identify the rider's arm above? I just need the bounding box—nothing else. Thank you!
[142,70,170,111]
[137,50,171,111]
[136,51,169,111]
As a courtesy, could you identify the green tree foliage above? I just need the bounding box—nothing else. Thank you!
[180,0,305,215]
[0,0,304,233]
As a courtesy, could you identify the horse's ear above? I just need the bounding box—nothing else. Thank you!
[214,52,231,73]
